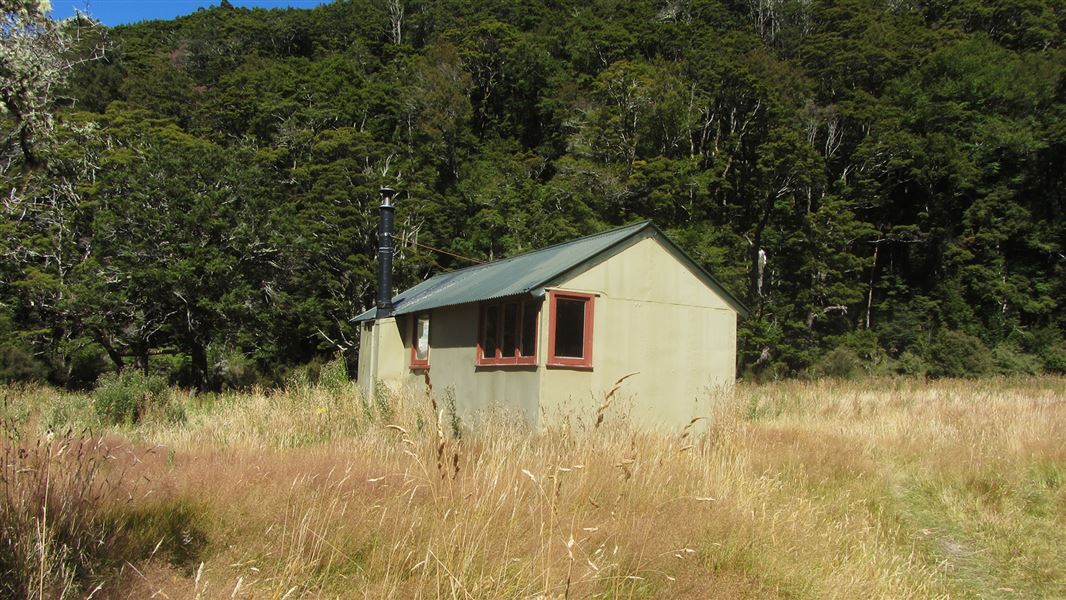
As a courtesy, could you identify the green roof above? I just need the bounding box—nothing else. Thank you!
[352,221,748,322]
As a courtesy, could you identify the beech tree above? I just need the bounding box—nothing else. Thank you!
[1,0,102,167]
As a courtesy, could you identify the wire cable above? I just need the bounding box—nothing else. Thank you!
[409,240,487,265]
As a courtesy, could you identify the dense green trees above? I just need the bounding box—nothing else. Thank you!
[2,0,1064,387]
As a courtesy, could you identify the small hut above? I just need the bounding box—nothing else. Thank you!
[354,194,746,428]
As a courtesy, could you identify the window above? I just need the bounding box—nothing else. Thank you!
[477,298,540,366]
[547,291,594,369]
[410,313,430,369]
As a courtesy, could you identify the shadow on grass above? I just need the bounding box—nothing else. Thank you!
[109,499,210,575]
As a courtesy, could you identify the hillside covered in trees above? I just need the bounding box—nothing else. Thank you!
[2,0,1064,389]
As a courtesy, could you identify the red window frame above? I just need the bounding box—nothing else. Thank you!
[410,313,430,370]
[476,298,539,366]
[547,290,595,369]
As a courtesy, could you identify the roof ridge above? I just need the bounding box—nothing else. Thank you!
[432,219,652,277]
[352,219,749,322]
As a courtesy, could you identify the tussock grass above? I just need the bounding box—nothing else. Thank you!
[0,431,119,599]
[2,377,1064,598]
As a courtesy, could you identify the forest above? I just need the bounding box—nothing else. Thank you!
[1,0,1064,389]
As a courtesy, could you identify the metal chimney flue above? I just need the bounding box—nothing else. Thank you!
[376,186,397,313]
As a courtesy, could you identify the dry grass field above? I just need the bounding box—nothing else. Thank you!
[2,377,1065,599]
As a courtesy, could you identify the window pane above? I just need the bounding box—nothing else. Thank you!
[414,315,430,361]
[501,303,518,357]
[554,298,585,358]
[520,301,538,357]
[483,305,499,358]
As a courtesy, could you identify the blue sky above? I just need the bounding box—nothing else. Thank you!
[50,0,330,26]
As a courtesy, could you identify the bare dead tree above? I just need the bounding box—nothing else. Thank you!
[386,0,404,45]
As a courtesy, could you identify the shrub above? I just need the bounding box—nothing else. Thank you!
[284,356,352,392]
[285,362,314,390]
[1039,344,1066,374]
[0,344,47,384]
[1022,327,1066,374]
[927,330,994,378]
[216,351,265,390]
[897,350,930,377]
[809,331,898,379]
[92,372,178,425]
[810,347,862,379]
[44,394,97,433]
[318,356,350,392]
[285,356,331,390]
[61,343,110,390]
[991,342,1043,376]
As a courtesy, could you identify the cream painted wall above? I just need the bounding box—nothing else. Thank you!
[359,305,543,426]
[357,323,372,389]
[357,234,738,430]
[417,304,542,426]
[356,316,406,400]
[539,236,737,429]
[560,236,734,310]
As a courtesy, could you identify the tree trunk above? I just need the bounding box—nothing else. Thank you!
[189,339,209,392]
[96,335,125,374]
[135,343,150,375]
[748,203,774,304]
[865,244,879,329]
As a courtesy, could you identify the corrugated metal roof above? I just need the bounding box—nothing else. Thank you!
[352,220,748,322]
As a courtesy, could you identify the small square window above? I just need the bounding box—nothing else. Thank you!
[547,291,594,369]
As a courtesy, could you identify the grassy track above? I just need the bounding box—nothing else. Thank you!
[2,378,1064,599]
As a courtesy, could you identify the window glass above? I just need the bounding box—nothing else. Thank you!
[478,298,540,366]
[482,305,499,358]
[501,303,518,357]
[520,301,538,357]
[554,298,586,358]
[414,315,430,361]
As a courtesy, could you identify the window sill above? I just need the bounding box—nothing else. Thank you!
[475,363,538,372]
[546,360,593,370]
[476,358,537,368]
